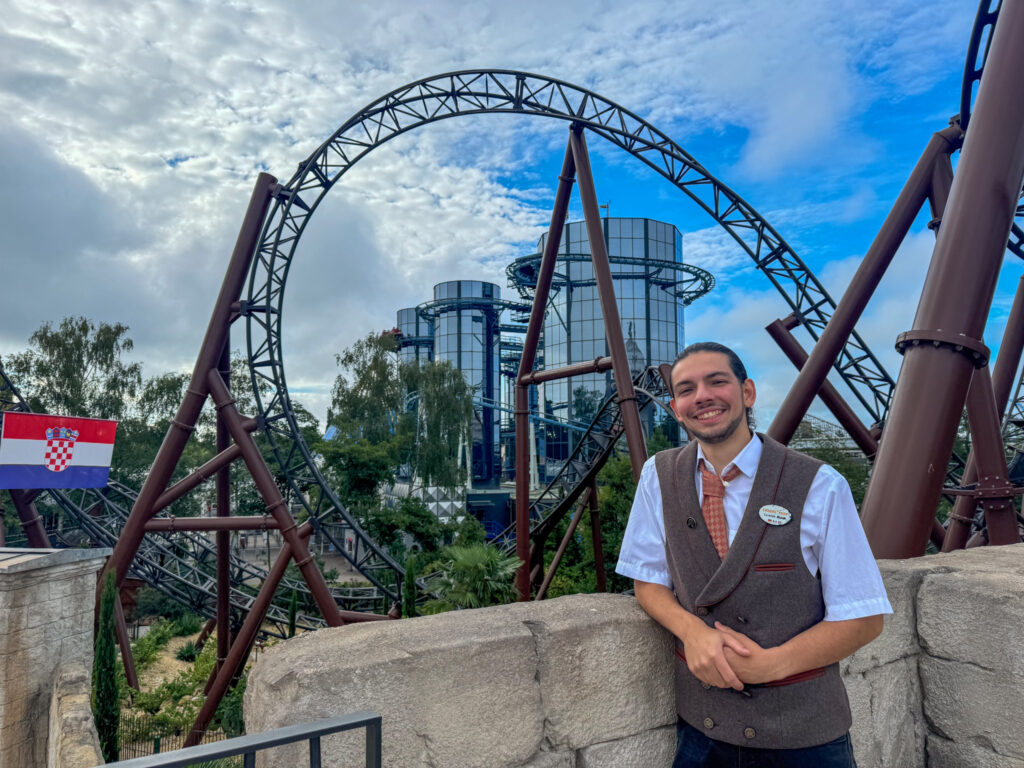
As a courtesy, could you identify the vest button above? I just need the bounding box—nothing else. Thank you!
[703,717,715,729]
[701,682,711,690]
[696,607,708,617]
[686,517,697,529]
[744,727,756,739]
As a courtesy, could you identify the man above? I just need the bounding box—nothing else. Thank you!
[616,342,891,767]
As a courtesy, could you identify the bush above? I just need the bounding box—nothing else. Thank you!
[172,613,203,636]
[134,587,191,621]
[175,641,198,662]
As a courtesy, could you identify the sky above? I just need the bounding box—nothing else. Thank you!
[1,0,1018,431]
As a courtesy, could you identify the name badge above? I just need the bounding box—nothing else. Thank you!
[758,505,791,526]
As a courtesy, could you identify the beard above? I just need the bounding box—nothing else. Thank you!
[687,409,747,445]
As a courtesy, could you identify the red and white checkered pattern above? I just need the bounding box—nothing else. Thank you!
[698,459,741,561]
[44,438,75,472]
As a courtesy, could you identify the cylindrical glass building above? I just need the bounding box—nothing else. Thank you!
[396,307,434,365]
[423,280,503,485]
[509,217,694,466]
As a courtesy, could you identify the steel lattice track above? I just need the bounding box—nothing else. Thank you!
[245,69,903,600]
[0,363,378,637]
[491,365,670,553]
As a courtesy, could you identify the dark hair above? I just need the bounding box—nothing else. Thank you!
[671,342,755,430]
[672,342,748,382]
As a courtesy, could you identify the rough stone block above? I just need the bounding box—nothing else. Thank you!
[928,735,1024,768]
[524,594,674,749]
[843,656,923,768]
[246,602,545,768]
[918,568,1024,677]
[845,558,934,675]
[48,663,102,768]
[577,726,674,768]
[518,751,576,768]
[920,655,1024,761]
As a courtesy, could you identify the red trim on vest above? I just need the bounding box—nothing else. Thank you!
[753,562,795,572]
[675,647,828,688]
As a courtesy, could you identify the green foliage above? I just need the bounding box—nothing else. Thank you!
[287,590,298,638]
[571,385,601,425]
[402,553,419,618]
[93,571,120,763]
[444,514,487,546]
[330,331,402,444]
[422,544,520,613]
[405,360,474,491]
[315,437,395,508]
[131,619,177,670]
[175,641,198,662]
[6,316,142,419]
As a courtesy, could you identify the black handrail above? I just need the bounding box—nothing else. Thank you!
[96,711,382,768]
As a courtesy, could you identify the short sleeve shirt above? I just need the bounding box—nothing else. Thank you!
[615,435,892,622]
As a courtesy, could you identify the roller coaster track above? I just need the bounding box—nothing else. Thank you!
[492,365,669,553]
[0,362,377,638]
[243,69,912,602]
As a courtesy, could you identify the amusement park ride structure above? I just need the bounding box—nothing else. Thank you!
[0,0,1023,746]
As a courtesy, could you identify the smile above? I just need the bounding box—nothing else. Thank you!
[695,409,724,421]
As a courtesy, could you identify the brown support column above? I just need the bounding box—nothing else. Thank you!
[515,141,576,601]
[945,274,1024,548]
[8,489,51,548]
[962,365,1020,545]
[206,371,342,626]
[185,525,310,747]
[535,486,592,601]
[862,0,1024,557]
[589,481,607,593]
[944,274,1024,550]
[215,340,232,675]
[768,125,962,444]
[765,318,878,458]
[569,125,648,480]
[113,588,139,690]
[103,173,278,594]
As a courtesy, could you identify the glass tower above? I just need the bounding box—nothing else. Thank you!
[509,217,687,467]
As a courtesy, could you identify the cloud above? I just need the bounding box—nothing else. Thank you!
[0,0,981,430]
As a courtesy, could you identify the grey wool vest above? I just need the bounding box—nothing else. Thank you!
[654,434,852,749]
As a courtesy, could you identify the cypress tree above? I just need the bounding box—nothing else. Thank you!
[92,570,120,762]
[402,553,419,618]
[287,589,298,638]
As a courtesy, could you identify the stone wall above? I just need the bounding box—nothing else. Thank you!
[245,545,1024,768]
[47,664,103,768]
[0,548,109,768]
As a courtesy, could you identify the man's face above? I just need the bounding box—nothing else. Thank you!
[669,351,756,445]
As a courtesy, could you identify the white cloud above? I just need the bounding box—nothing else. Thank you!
[0,0,984,431]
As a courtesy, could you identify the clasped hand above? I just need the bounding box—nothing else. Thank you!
[682,621,779,690]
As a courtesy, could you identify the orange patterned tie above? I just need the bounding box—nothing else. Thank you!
[698,459,741,560]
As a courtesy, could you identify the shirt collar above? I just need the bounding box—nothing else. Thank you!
[695,432,762,478]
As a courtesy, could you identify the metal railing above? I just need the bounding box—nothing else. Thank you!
[97,712,382,768]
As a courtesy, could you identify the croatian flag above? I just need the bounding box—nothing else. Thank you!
[0,412,117,489]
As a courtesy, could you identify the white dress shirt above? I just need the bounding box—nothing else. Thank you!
[615,434,892,622]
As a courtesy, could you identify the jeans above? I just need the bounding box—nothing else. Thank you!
[673,719,857,768]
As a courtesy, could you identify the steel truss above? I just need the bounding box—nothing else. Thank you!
[245,71,902,603]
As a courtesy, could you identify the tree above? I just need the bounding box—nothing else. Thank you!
[5,316,142,419]
[329,332,402,444]
[93,570,120,762]
[402,552,419,618]
[422,544,520,613]
[406,360,473,491]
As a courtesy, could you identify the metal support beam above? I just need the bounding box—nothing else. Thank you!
[862,0,1024,557]
[535,486,592,601]
[569,125,648,481]
[519,357,614,386]
[8,489,51,548]
[769,125,962,444]
[206,371,343,627]
[515,140,576,601]
[765,317,878,459]
[943,274,1024,550]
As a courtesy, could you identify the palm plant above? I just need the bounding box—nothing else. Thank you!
[423,544,520,613]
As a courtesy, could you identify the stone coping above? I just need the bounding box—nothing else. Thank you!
[0,547,110,574]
